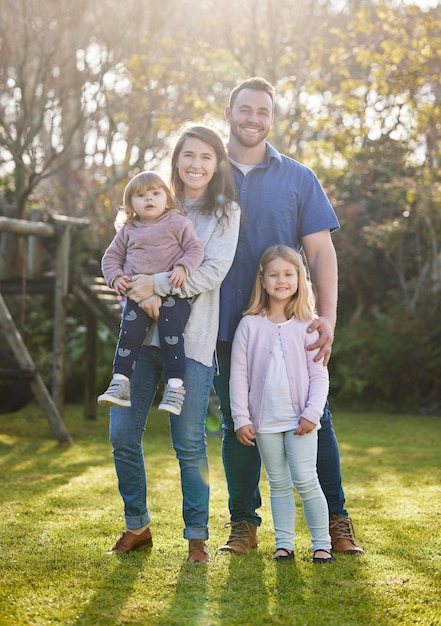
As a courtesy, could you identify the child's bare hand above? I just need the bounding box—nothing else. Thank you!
[113,275,131,296]
[169,265,187,288]
[236,424,256,446]
[294,417,316,435]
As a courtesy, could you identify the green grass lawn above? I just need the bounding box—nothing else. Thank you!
[0,403,440,626]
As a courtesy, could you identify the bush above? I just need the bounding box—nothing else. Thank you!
[330,293,441,413]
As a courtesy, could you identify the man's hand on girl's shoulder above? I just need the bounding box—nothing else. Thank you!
[307,316,334,366]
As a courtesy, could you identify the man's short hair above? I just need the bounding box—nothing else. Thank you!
[229,77,275,109]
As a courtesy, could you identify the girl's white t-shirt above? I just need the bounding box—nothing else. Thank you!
[259,319,299,433]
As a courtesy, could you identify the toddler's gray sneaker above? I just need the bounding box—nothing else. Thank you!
[158,384,186,415]
[98,378,131,407]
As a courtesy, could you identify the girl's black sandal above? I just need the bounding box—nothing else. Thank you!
[272,549,294,562]
[312,549,335,564]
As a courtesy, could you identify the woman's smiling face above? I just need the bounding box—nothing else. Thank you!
[176,136,218,199]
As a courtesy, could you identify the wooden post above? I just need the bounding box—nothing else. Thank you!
[73,276,122,421]
[27,210,43,279]
[0,293,73,446]
[52,224,71,413]
[84,307,98,420]
[50,215,89,414]
[0,215,55,238]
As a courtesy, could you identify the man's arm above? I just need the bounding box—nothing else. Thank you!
[302,230,338,366]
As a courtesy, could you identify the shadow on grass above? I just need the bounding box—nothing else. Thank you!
[216,550,269,625]
[0,415,112,508]
[71,551,153,625]
[155,561,209,626]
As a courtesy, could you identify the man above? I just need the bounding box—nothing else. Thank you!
[214,76,364,556]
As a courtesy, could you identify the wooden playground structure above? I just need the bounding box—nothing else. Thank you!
[0,214,122,446]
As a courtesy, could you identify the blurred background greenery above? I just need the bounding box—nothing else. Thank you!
[1,0,440,412]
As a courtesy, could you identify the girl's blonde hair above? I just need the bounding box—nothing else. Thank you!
[116,171,176,228]
[244,245,317,322]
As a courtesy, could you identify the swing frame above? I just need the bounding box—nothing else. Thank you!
[0,214,89,446]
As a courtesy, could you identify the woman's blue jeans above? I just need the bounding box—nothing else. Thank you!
[214,341,348,525]
[109,345,215,540]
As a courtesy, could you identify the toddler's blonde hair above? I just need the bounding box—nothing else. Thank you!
[116,171,175,228]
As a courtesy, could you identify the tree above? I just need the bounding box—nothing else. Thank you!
[0,0,226,276]
[2,0,440,409]
[282,1,441,316]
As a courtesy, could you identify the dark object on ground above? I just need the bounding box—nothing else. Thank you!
[0,349,33,414]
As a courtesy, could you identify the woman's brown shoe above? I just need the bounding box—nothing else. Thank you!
[105,527,153,554]
[187,540,212,563]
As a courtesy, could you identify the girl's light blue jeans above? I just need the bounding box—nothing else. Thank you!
[215,341,348,525]
[256,430,331,553]
[109,345,215,540]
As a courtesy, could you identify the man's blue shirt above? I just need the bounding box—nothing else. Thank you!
[218,143,340,342]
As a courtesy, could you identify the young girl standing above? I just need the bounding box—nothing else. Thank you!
[230,245,334,563]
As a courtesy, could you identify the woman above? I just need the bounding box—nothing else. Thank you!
[106,123,240,563]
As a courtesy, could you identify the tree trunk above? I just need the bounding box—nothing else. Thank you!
[0,232,22,280]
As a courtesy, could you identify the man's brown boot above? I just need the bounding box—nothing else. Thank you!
[218,521,258,555]
[105,526,153,554]
[187,540,212,563]
[329,515,364,555]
